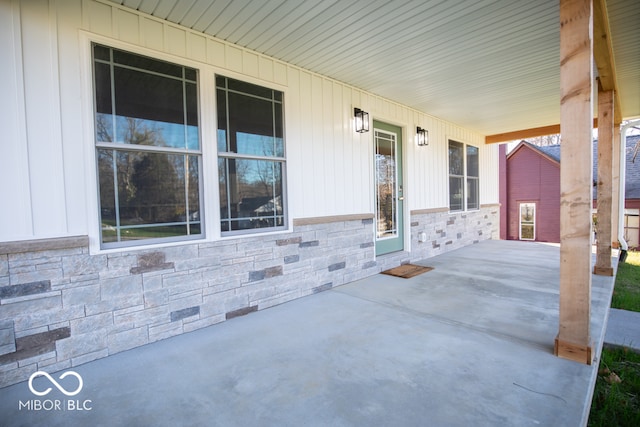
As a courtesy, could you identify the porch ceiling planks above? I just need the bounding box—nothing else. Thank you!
[485,0,633,144]
[607,0,640,121]
[108,0,639,137]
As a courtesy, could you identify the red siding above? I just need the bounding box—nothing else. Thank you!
[626,200,640,210]
[506,145,560,242]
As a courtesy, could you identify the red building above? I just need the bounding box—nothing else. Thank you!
[500,141,561,242]
[500,136,640,248]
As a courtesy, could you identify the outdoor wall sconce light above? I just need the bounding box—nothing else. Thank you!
[354,108,369,133]
[416,126,429,146]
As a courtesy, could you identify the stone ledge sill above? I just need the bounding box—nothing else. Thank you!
[0,236,89,255]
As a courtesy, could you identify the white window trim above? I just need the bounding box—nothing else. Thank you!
[80,33,292,254]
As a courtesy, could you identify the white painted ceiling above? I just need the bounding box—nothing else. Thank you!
[109,0,640,136]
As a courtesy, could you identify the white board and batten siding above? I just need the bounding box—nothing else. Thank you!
[0,0,499,248]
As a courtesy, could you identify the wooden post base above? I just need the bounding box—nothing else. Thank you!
[593,266,614,276]
[554,335,593,365]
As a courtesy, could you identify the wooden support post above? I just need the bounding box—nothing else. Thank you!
[594,89,614,276]
[611,128,621,246]
[555,0,594,365]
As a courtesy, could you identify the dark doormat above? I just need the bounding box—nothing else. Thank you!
[381,264,434,279]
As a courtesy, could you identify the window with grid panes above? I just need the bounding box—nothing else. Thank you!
[93,44,202,248]
[216,76,286,234]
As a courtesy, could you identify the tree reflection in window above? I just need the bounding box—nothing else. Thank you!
[375,131,397,238]
[449,140,464,211]
[93,44,201,247]
[448,140,479,212]
[216,76,286,233]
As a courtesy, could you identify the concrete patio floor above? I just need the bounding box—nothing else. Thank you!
[0,240,615,426]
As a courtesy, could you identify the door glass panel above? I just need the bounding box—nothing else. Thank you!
[520,203,536,240]
[375,130,398,239]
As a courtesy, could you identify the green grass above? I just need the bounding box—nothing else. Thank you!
[589,348,640,427]
[611,251,640,311]
[589,251,640,427]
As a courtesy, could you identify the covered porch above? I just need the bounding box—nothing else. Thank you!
[97,0,638,365]
[0,240,616,426]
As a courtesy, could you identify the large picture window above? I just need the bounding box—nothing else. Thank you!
[216,76,286,234]
[448,140,479,212]
[93,44,202,247]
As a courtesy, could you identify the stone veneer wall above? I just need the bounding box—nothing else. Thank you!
[0,206,498,388]
[0,217,376,387]
[409,205,500,263]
